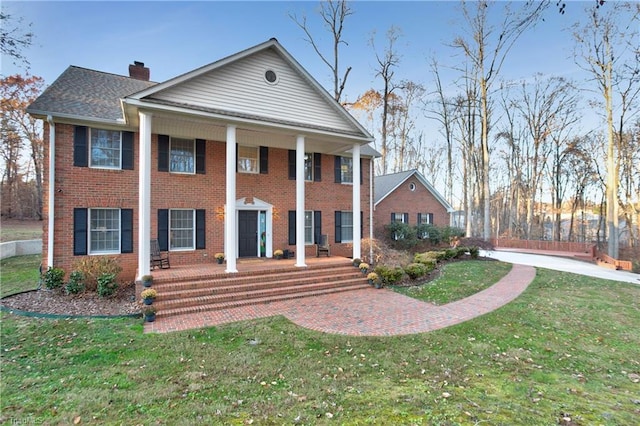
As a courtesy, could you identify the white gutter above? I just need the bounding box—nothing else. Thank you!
[46,115,55,268]
[369,157,374,265]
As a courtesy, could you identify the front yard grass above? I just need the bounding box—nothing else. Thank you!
[0,254,41,298]
[392,259,513,304]
[1,265,639,425]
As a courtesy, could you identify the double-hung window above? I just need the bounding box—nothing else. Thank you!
[89,208,121,254]
[90,129,121,169]
[393,213,406,223]
[170,209,195,250]
[304,211,314,244]
[238,146,259,173]
[304,153,313,181]
[340,211,353,242]
[170,138,195,173]
[340,157,353,183]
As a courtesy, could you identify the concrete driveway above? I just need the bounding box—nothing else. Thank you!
[480,250,639,285]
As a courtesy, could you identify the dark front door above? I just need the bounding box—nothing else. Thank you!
[238,210,258,257]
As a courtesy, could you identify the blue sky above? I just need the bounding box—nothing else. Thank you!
[2,1,588,105]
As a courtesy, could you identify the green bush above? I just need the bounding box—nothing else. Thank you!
[469,246,480,259]
[404,263,429,279]
[374,265,404,285]
[416,224,441,244]
[413,252,437,268]
[65,270,85,295]
[632,261,640,274]
[386,222,418,249]
[43,267,65,290]
[440,226,465,243]
[72,257,122,292]
[97,273,118,297]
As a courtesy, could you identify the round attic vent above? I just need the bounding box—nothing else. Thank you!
[264,69,278,84]
[409,182,416,191]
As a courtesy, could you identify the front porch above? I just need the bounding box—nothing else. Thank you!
[142,256,371,323]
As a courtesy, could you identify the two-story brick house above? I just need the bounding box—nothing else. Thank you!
[27,39,376,281]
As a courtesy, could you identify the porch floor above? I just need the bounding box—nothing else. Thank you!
[148,256,350,281]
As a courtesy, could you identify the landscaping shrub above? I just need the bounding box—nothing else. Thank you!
[72,257,122,292]
[416,224,441,244]
[469,246,480,259]
[385,222,418,249]
[413,252,438,268]
[97,273,118,297]
[440,226,465,243]
[42,267,65,290]
[404,262,429,279]
[65,270,85,295]
[375,265,404,285]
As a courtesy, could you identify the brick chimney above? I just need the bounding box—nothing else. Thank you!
[128,61,150,81]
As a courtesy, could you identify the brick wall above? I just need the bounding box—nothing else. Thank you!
[43,123,371,280]
[374,177,450,238]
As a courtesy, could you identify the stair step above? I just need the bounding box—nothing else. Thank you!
[156,283,371,318]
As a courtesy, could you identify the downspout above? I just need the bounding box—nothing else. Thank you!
[369,157,374,265]
[46,115,55,268]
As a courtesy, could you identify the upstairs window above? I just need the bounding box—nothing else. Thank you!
[340,157,353,183]
[304,153,313,181]
[238,146,259,174]
[90,129,121,169]
[170,138,195,174]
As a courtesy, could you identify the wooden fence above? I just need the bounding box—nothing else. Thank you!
[491,238,595,255]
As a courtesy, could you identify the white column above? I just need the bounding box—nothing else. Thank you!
[225,125,238,273]
[137,111,152,280]
[352,144,361,260]
[295,135,306,267]
[46,116,55,268]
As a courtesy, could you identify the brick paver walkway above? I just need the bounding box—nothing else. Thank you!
[145,264,536,335]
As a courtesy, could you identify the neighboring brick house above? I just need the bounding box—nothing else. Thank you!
[373,170,453,239]
[27,39,376,280]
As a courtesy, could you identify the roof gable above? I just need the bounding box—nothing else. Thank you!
[128,39,371,139]
[374,170,453,212]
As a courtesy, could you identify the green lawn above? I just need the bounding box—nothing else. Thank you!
[1,263,639,425]
[391,260,513,304]
[0,254,41,297]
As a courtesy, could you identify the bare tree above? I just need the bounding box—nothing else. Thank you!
[370,26,403,175]
[573,1,639,257]
[0,12,34,68]
[452,0,549,241]
[290,0,354,102]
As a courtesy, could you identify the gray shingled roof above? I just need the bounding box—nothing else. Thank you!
[27,66,156,122]
[374,170,415,204]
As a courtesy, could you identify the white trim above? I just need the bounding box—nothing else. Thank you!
[47,116,55,268]
[225,125,238,273]
[295,135,306,267]
[88,208,122,254]
[235,197,273,258]
[137,111,152,280]
[352,144,361,260]
[88,128,122,170]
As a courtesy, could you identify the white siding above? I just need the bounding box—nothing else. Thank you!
[149,49,354,133]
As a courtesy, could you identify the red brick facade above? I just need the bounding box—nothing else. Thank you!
[374,177,450,239]
[43,123,372,280]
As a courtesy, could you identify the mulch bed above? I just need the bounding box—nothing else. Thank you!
[1,284,139,317]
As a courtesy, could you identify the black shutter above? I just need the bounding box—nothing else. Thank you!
[121,209,133,253]
[288,211,296,245]
[361,211,364,239]
[158,209,169,251]
[314,153,321,182]
[260,146,268,174]
[417,213,422,224]
[335,211,342,243]
[73,126,88,167]
[360,158,364,184]
[158,135,169,172]
[314,211,322,243]
[428,213,434,225]
[288,150,296,180]
[195,139,206,174]
[404,213,409,224]
[235,144,239,173]
[73,208,88,255]
[195,209,206,249]
[334,156,341,183]
[390,213,395,223]
[121,131,134,170]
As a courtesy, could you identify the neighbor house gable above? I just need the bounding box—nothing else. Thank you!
[374,170,453,212]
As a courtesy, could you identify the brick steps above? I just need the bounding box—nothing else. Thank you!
[150,262,371,319]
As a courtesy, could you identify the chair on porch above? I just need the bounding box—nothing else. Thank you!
[150,239,170,269]
[315,234,330,257]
